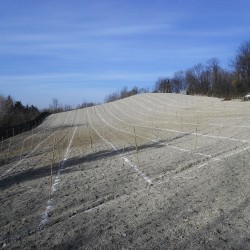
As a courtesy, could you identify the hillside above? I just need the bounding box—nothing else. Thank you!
[1,93,250,249]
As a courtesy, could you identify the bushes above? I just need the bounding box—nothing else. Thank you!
[105,86,148,103]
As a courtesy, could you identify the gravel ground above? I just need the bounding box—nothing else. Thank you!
[0,93,250,249]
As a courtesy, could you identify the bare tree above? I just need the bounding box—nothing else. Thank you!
[120,87,129,99]
[155,78,172,93]
[186,63,212,95]
[49,98,62,113]
[0,95,8,125]
[105,86,141,103]
[0,95,14,126]
[63,104,72,111]
[232,39,250,92]
[171,71,186,93]
[206,58,220,96]
[105,91,119,103]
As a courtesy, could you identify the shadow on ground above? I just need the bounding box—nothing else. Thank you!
[0,140,165,189]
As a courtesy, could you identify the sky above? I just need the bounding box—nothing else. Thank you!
[0,0,250,109]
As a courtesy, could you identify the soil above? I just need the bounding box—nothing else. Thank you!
[0,93,250,249]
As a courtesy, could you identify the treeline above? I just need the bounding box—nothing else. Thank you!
[0,95,40,127]
[0,95,98,140]
[153,55,247,97]
[153,58,234,97]
[105,86,149,103]
[105,39,250,102]
[0,95,49,139]
[45,98,96,113]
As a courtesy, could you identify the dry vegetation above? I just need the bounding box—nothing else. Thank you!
[0,93,250,249]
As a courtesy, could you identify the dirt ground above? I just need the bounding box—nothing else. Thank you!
[1,93,250,249]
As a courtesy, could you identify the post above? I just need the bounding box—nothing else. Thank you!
[31,128,34,144]
[194,127,197,151]
[4,139,11,167]
[38,133,42,143]
[90,128,93,150]
[86,114,93,150]
[20,139,25,160]
[155,117,158,137]
[122,145,125,168]
[50,137,56,200]
[133,127,140,167]
[0,136,3,152]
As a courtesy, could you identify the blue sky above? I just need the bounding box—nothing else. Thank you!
[0,0,250,108]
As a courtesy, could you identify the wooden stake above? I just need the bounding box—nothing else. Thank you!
[122,145,125,168]
[1,136,3,152]
[31,128,34,144]
[4,139,11,167]
[86,113,93,150]
[20,139,25,160]
[90,129,93,150]
[39,133,42,143]
[133,127,140,167]
[194,127,197,151]
[50,137,56,200]
[155,117,157,137]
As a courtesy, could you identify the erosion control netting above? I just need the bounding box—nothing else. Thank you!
[0,93,250,249]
